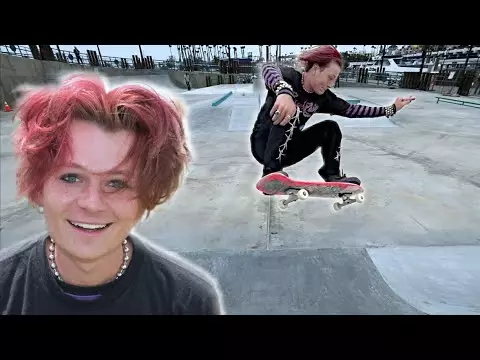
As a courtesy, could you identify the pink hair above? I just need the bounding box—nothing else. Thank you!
[298,45,344,71]
[13,73,191,214]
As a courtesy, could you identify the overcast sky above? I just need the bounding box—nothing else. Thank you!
[55,45,382,60]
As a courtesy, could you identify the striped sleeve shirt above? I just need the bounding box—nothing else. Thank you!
[261,63,388,118]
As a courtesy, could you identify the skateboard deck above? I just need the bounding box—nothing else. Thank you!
[256,172,365,211]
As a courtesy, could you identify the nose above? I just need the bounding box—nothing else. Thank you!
[77,182,107,212]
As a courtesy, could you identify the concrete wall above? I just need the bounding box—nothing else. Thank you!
[0,54,249,107]
[1,54,180,105]
[4,54,424,108]
[164,70,246,88]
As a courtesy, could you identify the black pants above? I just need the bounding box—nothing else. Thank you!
[251,119,343,176]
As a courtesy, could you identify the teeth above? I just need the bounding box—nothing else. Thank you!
[71,221,108,230]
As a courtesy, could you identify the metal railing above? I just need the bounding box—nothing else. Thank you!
[1,45,176,70]
[0,45,257,74]
[338,70,404,88]
[4,45,478,95]
[339,68,480,95]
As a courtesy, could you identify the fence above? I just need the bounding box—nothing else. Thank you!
[400,69,480,96]
[339,68,480,96]
[3,45,480,96]
[338,69,404,88]
[1,45,176,70]
[0,45,258,74]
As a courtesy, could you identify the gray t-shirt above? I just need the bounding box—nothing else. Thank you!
[0,233,224,315]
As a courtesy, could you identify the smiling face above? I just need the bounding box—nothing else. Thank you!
[41,120,143,262]
[305,61,342,95]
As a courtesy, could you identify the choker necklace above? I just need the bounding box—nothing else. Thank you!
[47,238,130,283]
[302,72,314,93]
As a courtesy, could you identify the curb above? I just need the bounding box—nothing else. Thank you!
[211,91,233,107]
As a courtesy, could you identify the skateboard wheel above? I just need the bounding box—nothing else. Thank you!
[333,202,342,211]
[279,200,289,209]
[297,189,309,200]
[355,194,365,203]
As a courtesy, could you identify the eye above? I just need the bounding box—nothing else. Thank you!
[109,179,128,189]
[60,173,80,183]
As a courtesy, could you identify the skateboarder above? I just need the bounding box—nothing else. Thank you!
[250,45,415,186]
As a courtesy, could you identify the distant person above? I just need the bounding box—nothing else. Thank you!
[73,46,83,64]
[251,45,415,186]
[0,73,224,315]
[184,72,191,90]
[474,75,480,96]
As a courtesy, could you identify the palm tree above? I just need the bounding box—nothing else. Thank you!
[417,45,429,90]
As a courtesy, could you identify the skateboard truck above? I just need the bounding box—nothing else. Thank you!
[279,189,309,209]
[333,192,365,211]
[278,188,364,211]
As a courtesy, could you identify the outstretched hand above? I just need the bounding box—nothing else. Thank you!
[394,96,416,111]
[270,94,297,126]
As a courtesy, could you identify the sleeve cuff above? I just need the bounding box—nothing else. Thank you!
[277,88,294,98]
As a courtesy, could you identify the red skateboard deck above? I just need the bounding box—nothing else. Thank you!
[256,172,365,210]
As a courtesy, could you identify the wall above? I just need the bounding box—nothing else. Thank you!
[0,54,251,108]
[3,54,407,108]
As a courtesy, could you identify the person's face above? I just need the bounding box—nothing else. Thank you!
[40,120,143,262]
[307,61,341,95]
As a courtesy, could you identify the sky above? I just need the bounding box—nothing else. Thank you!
[55,45,381,61]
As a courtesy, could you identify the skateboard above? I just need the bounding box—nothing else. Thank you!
[256,172,365,211]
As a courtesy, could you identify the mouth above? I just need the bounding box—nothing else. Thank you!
[67,220,112,233]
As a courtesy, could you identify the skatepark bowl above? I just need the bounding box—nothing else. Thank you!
[1,69,480,315]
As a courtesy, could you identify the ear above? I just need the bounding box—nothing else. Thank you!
[30,200,44,214]
[310,63,321,73]
[29,187,45,213]
[31,191,44,207]
[317,64,326,73]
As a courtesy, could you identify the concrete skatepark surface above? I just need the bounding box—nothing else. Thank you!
[1,72,479,315]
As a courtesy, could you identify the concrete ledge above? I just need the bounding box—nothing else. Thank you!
[211,91,233,107]
[347,99,361,104]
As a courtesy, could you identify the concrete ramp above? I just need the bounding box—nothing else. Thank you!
[182,246,480,315]
[183,248,424,315]
[367,246,480,315]
[106,74,230,111]
[227,92,260,132]
[106,73,183,93]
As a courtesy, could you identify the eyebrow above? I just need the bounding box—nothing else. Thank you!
[66,162,130,176]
